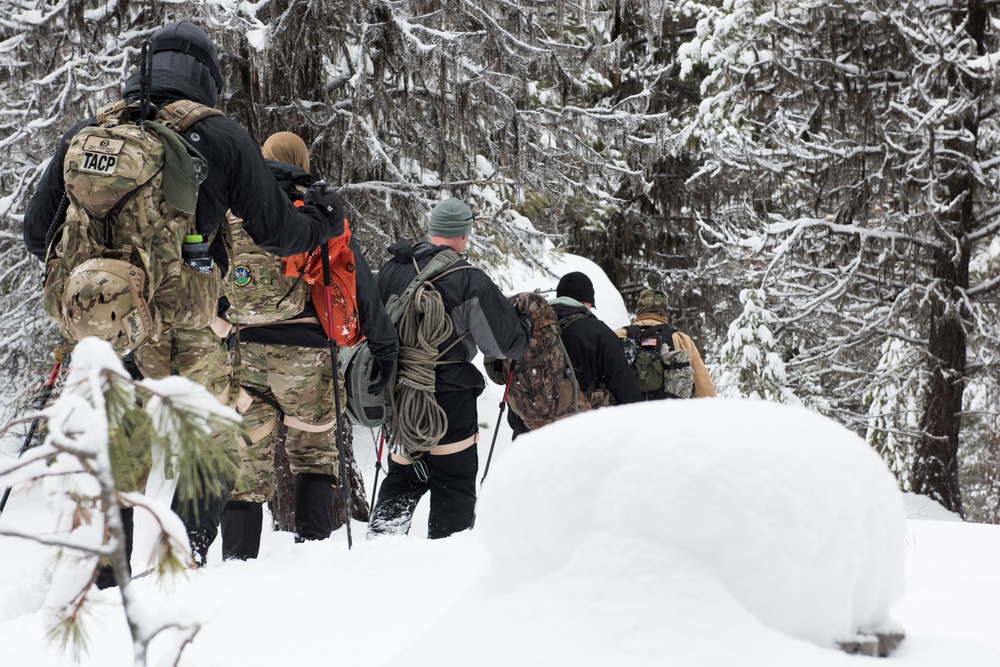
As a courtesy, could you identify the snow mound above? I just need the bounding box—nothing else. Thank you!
[902,492,962,522]
[475,398,906,648]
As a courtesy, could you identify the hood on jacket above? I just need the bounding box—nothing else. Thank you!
[123,21,222,108]
[387,239,451,265]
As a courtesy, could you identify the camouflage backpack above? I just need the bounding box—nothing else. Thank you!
[497,292,611,431]
[224,161,311,326]
[622,324,694,399]
[43,98,223,355]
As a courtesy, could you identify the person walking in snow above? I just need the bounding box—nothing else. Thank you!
[23,21,348,579]
[367,198,530,539]
[219,132,398,560]
[615,288,715,400]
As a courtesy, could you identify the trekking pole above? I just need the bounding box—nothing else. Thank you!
[480,362,515,489]
[320,241,352,549]
[370,426,386,511]
[0,349,64,516]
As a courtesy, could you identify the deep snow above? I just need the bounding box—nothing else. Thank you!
[2,253,999,666]
[2,391,1000,666]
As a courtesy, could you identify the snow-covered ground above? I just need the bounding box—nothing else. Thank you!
[2,387,1000,666]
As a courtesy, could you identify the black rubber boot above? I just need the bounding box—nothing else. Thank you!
[220,500,263,561]
[173,476,233,568]
[294,473,336,542]
[96,507,134,589]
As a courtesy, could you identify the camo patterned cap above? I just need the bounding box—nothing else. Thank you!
[635,288,668,316]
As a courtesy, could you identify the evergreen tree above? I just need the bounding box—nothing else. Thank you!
[715,287,798,404]
[679,0,1000,514]
[0,339,239,665]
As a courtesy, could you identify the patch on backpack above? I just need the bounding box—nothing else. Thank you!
[233,265,252,287]
[640,338,658,346]
[78,136,124,175]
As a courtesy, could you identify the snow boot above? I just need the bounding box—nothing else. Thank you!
[220,500,263,561]
[95,507,134,589]
[173,477,232,567]
[294,473,336,542]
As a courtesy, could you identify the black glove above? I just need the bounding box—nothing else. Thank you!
[304,182,345,236]
[368,354,396,395]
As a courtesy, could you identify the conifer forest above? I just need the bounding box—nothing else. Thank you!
[2,1,999,522]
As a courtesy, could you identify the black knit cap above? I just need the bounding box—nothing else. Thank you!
[556,271,596,306]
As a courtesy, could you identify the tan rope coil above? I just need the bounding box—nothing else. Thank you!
[393,279,454,455]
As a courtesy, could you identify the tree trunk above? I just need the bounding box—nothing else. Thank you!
[910,2,989,517]
[913,307,966,515]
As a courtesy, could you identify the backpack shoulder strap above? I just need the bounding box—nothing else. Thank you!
[159,100,224,132]
[639,322,677,349]
[421,248,474,285]
[96,100,131,126]
[558,312,589,335]
[387,249,466,323]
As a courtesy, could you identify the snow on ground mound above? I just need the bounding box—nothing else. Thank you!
[469,399,906,652]
[902,492,963,522]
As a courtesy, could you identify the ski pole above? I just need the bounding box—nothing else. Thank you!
[0,350,64,516]
[370,426,386,511]
[321,240,352,549]
[480,362,515,489]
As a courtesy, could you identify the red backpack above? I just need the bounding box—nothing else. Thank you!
[281,218,362,347]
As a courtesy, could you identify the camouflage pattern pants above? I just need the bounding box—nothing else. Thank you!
[229,342,345,503]
[132,325,240,564]
[124,326,239,492]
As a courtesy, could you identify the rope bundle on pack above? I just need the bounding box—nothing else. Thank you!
[392,267,470,463]
[394,280,452,454]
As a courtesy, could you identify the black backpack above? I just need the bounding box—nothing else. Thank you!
[622,324,694,400]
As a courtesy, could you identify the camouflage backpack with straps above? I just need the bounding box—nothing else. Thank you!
[495,292,611,431]
[43,98,223,355]
[621,323,694,399]
[224,161,311,326]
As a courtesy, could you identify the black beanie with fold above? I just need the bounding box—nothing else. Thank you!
[556,271,596,306]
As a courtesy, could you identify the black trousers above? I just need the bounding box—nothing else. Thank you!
[368,445,479,539]
[368,390,479,539]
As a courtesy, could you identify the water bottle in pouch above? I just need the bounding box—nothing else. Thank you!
[182,234,214,274]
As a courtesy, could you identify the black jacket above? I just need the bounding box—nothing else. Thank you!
[238,236,398,358]
[377,240,529,393]
[550,301,642,406]
[23,24,336,271]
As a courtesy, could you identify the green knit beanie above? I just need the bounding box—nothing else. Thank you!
[428,198,474,238]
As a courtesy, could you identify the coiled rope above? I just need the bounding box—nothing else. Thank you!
[393,277,466,456]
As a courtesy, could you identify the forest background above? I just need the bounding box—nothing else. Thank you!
[1,0,999,523]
